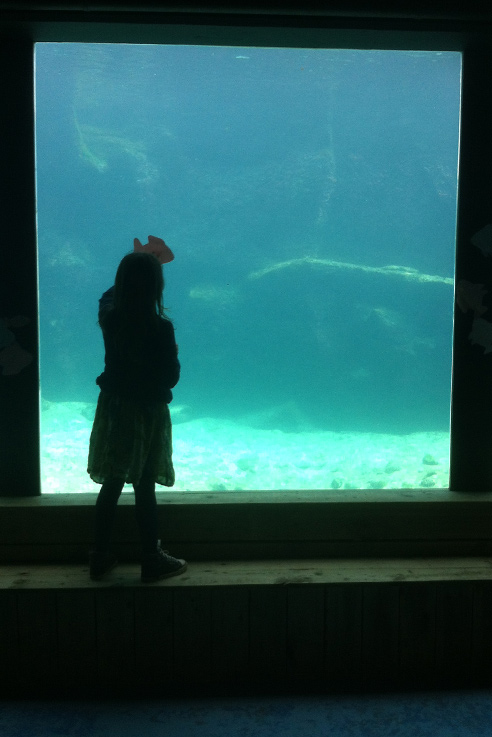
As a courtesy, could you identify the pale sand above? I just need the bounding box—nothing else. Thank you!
[40,400,450,493]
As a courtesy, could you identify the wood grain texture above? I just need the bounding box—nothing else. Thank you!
[211,586,250,686]
[435,582,474,687]
[2,562,492,696]
[398,583,437,689]
[3,491,492,562]
[249,586,288,686]
[324,584,363,690]
[0,592,19,693]
[95,589,135,692]
[16,590,58,696]
[287,585,325,682]
[3,558,492,588]
[471,581,492,687]
[362,584,400,690]
[134,588,174,691]
[173,587,213,687]
[56,590,97,695]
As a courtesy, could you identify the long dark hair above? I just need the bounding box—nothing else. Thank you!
[100,252,167,358]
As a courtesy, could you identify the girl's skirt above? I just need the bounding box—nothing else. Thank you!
[87,391,175,487]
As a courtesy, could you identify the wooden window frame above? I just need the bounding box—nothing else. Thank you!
[1,6,492,563]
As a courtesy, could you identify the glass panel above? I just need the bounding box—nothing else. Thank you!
[35,44,461,493]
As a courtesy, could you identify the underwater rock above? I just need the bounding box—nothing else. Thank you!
[74,117,152,177]
[236,455,257,472]
[79,403,97,422]
[248,255,454,286]
[41,397,53,412]
[44,234,92,269]
[169,404,192,424]
[209,480,228,491]
[384,460,401,474]
[40,400,96,433]
[420,477,436,488]
[364,306,401,329]
[422,453,438,465]
[189,284,237,306]
[74,119,108,172]
[330,477,343,489]
[422,470,437,480]
[239,401,313,432]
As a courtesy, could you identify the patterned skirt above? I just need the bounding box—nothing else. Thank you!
[87,391,175,487]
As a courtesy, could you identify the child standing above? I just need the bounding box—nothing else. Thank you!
[87,239,187,582]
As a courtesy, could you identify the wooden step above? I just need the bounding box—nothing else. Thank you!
[1,557,492,589]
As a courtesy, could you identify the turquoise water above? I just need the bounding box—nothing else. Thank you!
[35,44,460,492]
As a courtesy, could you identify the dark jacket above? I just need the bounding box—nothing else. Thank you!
[95,287,180,403]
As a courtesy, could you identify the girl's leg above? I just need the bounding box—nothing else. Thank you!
[94,477,124,552]
[133,468,159,555]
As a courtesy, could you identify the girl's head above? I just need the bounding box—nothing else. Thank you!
[113,251,165,320]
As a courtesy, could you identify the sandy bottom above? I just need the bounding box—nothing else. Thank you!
[40,400,450,493]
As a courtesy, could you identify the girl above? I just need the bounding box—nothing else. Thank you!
[87,243,187,582]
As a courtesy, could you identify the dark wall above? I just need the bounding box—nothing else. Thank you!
[0,37,39,495]
[2,3,492,495]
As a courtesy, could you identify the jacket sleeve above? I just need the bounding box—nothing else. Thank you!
[159,320,180,389]
[98,286,115,323]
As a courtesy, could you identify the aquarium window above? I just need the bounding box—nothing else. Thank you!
[35,43,461,494]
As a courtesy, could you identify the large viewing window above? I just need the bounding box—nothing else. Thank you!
[35,43,461,494]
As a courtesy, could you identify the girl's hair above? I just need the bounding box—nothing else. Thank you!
[112,251,165,320]
[100,252,167,358]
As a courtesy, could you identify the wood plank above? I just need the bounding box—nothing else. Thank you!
[286,585,325,683]
[472,581,492,687]
[249,586,288,687]
[2,557,492,589]
[0,592,19,695]
[471,581,492,688]
[398,583,436,689]
[16,590,58,696]
[4,489,480,507]
[95,589,135,695]
[56,590,97,696]
[362,583,400,690]
[6,540,492,563]
[4,490,492,562]
[173,587,212,688]
[211,586,249,687]
[324,584,363,690]
[435,582,474,687]
[134,588,174,691]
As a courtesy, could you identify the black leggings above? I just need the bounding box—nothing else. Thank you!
[94,469,159,556]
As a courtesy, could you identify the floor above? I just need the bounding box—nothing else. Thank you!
[1,690,492,737]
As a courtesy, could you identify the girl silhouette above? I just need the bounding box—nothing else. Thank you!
[87,242,187,582]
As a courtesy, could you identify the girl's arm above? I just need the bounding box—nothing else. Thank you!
[159,320,180,389]
[98,286,115,323]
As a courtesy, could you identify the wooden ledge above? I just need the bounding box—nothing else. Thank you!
[2,557,492,589]
[2,489,491,506]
